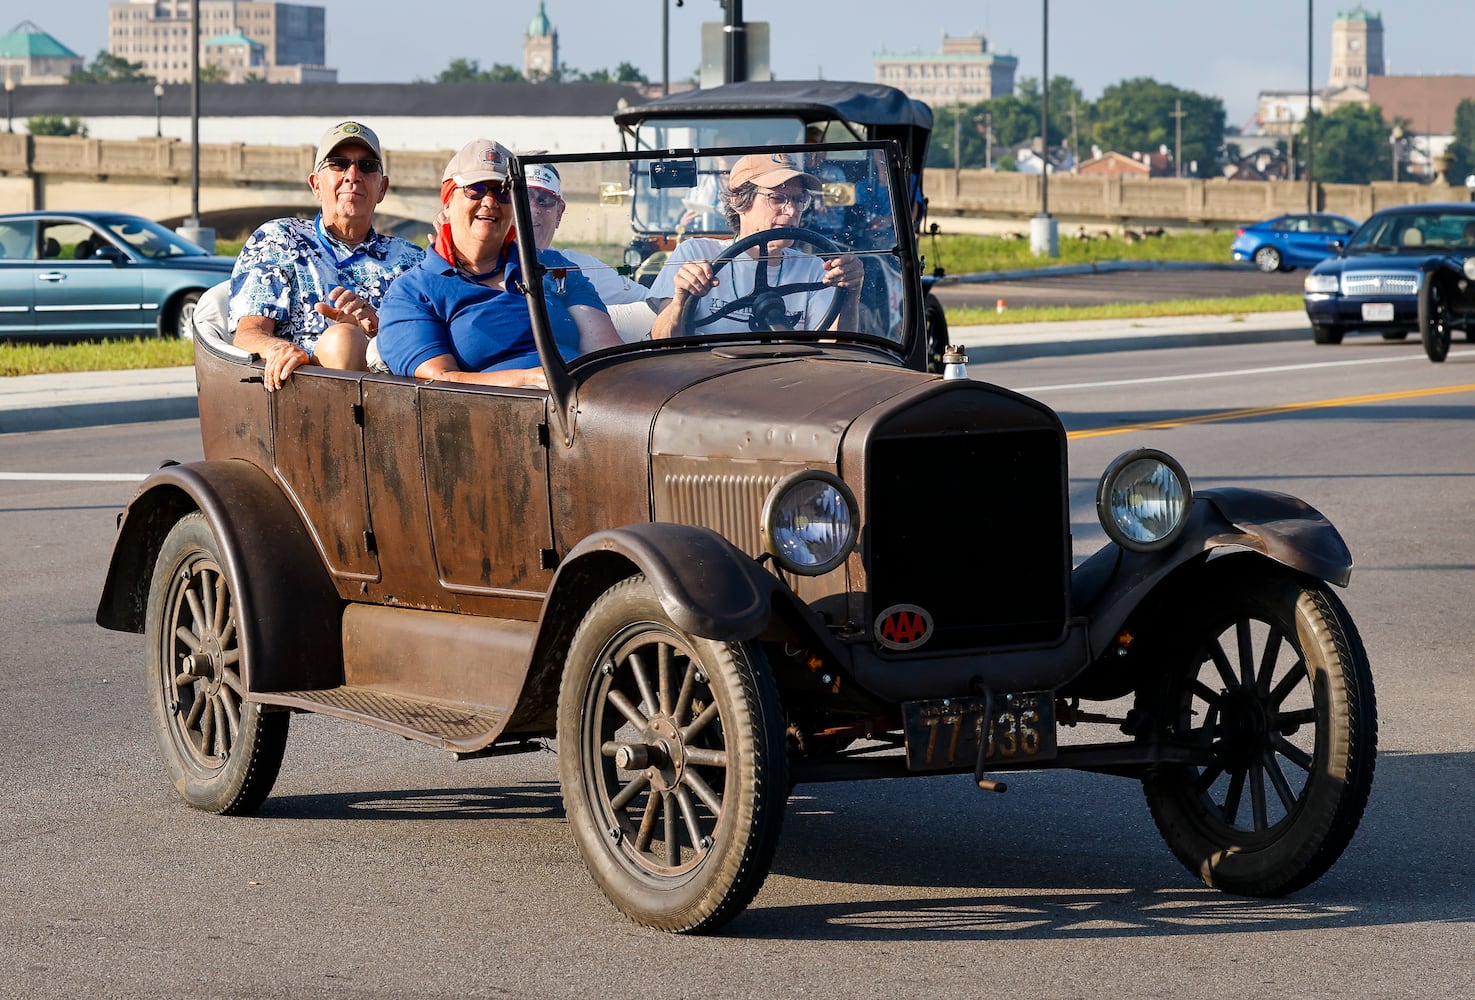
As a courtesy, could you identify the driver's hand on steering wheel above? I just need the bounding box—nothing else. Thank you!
[671,259,719,301]
[823,253,864,289]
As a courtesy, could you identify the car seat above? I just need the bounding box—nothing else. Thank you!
[1402,228,1424,247]
[41,237,61,259]
[190,280,232,344]
[74,238,96,260]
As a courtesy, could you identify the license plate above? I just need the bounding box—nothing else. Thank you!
[902,692,1057,771]
[1362,302,1394,322]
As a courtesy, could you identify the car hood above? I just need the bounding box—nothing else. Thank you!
[151,255,236,273]
[1315,249,1453,274]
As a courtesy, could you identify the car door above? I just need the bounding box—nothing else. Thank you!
[0,219,38,336]
[1277,215,1321,267]
[32,220,145,337]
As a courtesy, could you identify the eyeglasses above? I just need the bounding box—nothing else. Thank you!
[319,156,383,174]
[529,190,563,210]
[460,181,512,204]
[756,190,811,212]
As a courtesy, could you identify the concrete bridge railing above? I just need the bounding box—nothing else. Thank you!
[2,135,1469,237]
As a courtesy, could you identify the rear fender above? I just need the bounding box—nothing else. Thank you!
[95,460,343,693]
[1073,486,1352,658]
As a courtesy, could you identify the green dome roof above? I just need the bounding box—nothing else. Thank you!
[0,20,80,60]
[527,1,553,37]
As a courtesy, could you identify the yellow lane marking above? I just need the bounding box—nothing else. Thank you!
[1067,382,1475,440]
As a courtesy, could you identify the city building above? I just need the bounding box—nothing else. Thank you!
[0,20,84,86]
[1253,5,1381,135]
[107,1,336,85]
[873,34,1016,107]
[524,1,558,81]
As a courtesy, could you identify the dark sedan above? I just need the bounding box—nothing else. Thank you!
[1303,202,1475,360]
[1231,212,1359,273]
[0,211,234,340]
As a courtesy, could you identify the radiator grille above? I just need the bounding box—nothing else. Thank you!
[868,430,1068,651]
[663,471,779,557]
[1342,272,1420,297]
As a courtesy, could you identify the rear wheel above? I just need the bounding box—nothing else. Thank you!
[1311,323,1344,345]
[923,292,948,374]
[169,290,202,340]
[146,512,288,814]
[557,575,788,933]
[1139,563,1377,897]
[1253,246,1282,273]
[1419,277,1453,362]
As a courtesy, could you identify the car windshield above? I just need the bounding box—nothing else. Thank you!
[1349,210,1475,252]
[100,216,211,259]
[520,142,912,351]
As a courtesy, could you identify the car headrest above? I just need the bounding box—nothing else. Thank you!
[42,237,61,258]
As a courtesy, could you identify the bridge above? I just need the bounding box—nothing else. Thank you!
[1,133,1465,245]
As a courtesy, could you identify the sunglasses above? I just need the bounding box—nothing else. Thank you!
[529,190,563,210]
[319,156,383,174]
[460,181,512,204]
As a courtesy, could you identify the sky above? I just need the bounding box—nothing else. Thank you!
[20,0,1475,126]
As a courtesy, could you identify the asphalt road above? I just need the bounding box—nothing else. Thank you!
[2,337,1473,998]
[931,264,1305,311]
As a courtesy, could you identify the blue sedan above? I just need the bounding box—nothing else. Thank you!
[0,211,234,340]
[1231,212,1359,273]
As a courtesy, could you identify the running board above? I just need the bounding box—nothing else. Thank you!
[256,685,512,753]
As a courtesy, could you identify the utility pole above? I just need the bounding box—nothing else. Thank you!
[1068,97,1079,172]
[953,87,962,187]
[723,0,747,84]
[1170,99,1186,178]
[1307,0,1315,211]
[1030,0,1057,257]
[984,110,993,169]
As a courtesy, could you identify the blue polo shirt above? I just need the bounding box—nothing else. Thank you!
[376,246,606,376]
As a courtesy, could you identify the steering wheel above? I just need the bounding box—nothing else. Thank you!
[675,226,855,334]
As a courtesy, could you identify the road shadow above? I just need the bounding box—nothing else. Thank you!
[738,749,1474,941]
[259,780,566,822]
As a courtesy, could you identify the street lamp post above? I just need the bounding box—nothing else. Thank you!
[1030,0,1057,257]
[4,77,14,135]
[153,82,164,137]
[1306,0,1315,212]
[1391,125,1403,183]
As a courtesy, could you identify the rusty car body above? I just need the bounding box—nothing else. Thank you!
[97,142,1377,934]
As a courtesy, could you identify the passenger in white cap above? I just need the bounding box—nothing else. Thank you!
[228,120,423,390]
[524,163,655,307]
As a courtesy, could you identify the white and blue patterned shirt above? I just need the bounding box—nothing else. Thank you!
[227,216,424,353]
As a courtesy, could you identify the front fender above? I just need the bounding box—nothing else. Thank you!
[95,459,342,693]
[557,523,781,641]
[1073,486,1352,657]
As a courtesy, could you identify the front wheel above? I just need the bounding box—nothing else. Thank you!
[1139,563,1376,897]
[557,575,789,933]
[1311,323,1344,345]
[146,512,288,814]
[1253,246,1282,273]
[1419,277,1453,362]
[168,290,202,340]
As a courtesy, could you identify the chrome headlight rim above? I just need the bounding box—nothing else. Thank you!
[759,469,859,576]
[1096,448,1193,553]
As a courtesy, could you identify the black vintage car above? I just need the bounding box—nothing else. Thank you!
[1303,201,1475,361]
[613,80,951,370]
[97,142,1377,935]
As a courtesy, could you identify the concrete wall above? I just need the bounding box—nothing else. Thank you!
[1,135,1468,239]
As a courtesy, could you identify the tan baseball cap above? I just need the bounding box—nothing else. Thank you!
[727,152,822,192]
[315,121,383,166]
[442,138,513,185]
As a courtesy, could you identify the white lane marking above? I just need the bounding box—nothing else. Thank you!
[1017,348,1475,393]
[0,472,147,482]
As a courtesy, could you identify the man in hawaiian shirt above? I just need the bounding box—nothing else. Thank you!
[229,121,424,390]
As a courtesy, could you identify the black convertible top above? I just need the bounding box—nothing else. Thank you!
[614,80,933,130]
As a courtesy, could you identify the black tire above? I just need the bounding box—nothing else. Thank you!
[1253,246,1282,273]
[923,292,948,374]
[557,575,788,933]
[1139,563,1376,897]
[1311,323,1344,345]
[146,512,288,815]
[169,290,202,340]
[1419,276,1452,362]
[1379,330,1408,341]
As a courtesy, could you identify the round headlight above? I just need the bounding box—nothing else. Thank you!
[760,470,858,576]
[623,246,645,269]
[1096,449,1192,552]
[1462,258,1475,281]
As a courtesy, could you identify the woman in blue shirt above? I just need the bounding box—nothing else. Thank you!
[377,139,620,388]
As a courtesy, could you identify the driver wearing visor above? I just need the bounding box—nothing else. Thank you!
[650,152,864,339]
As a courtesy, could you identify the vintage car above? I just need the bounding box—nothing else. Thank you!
[97,141,1377,935]
[0,211,233,340]
[612,80,951,371]
[1302,202,1475,361]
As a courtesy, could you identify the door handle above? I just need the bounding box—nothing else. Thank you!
[37,272,66,282]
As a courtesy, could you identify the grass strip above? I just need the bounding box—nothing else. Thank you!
[948,293,1303,326]
[0,338,195,377]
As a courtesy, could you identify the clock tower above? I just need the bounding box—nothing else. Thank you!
[1328,6,1384,90]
